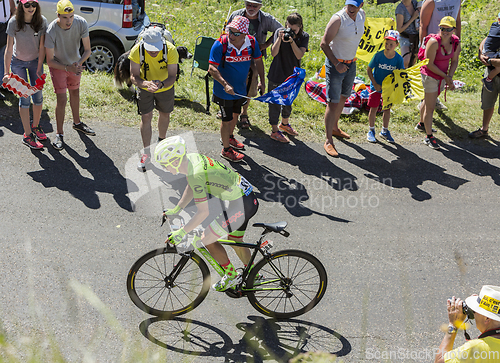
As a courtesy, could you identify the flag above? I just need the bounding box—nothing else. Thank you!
[253,67,306,106]
[381,59,429,110]
[356,17,396,63]
[2,73,46,98]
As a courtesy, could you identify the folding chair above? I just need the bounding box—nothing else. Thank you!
[191,36,216,114]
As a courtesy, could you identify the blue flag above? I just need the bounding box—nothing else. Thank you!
[253,67,306,106]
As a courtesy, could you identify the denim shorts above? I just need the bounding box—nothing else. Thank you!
[325,57,357,103]
[10,57,43,108]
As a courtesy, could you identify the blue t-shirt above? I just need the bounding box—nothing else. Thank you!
[368,50,405,92]
[209,35,262,100]
[484,22,500,54]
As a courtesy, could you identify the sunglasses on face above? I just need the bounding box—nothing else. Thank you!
[245,3,260,8]
[23,2,37,8]
[228,29,244,37]
[440,27,455,32]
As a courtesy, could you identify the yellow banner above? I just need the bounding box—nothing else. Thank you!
[381,59,429,110]
[356,17,396,63]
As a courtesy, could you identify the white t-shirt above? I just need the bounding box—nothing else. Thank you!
[329,7,366,60]
[427,0,460,35]
[0,0,12,23]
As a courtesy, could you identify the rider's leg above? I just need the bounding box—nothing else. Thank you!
[227,231,251,265]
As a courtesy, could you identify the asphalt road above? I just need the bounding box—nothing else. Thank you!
[1,116,500,363]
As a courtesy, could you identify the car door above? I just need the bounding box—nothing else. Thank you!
[39,0,100,27]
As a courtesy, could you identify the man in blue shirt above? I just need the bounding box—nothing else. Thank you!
[209,15,265,162]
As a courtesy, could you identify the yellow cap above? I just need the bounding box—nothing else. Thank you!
[57,0,74,14]
[439,16,456,28]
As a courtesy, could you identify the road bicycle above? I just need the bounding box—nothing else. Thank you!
[127,215,328,319]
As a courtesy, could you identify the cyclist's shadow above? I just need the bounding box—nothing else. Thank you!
[139,315,351,362]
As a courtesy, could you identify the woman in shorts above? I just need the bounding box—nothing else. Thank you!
[3,0,47,149]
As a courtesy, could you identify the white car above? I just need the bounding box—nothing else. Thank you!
[39,0,150,72]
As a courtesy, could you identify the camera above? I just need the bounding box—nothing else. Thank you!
[283,28,295,41]
[462,301,475,320]
[449,298,475,320]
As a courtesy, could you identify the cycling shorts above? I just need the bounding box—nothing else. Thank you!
[207,192,259,239]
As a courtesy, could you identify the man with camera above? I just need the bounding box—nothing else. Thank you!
[434,285,500,363]
[227,0,282,129]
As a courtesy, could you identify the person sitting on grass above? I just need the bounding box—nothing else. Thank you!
[482,11,500,93]
[366,30,405,144]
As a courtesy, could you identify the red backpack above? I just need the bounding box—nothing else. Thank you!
[418,34,459,61]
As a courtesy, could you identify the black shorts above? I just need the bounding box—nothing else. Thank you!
[213,95,248,122]
[207,192,259,238]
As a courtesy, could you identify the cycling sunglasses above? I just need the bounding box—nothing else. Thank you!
[228,29,244,37]
[245,2,260,8]
[439,27,455,32]
[23,2,38,8]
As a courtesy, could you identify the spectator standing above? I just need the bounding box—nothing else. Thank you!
[129,27,178,170]
[3,0,48,149]
[0,0,16,100]
[228,0,282,129]
[395,0,420,68]
[366,30,405,144]
[468,36,500,139]
[419,16,460,150]
[480,12,500,93]
[434,286,500,363]
[267,12,308,143]
[320,0,366,157]
[418,0,461,112]
[45,0,94,150]
[208,15,265,162]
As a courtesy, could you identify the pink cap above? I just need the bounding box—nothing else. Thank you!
[20,0,39,4]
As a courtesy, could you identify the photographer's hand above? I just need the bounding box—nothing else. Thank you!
[447,296,466,327]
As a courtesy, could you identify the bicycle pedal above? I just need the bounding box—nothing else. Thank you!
[224,287,243,299]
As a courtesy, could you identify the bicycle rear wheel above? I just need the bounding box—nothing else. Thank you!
[127,247,210,318]
[246,249,327,319]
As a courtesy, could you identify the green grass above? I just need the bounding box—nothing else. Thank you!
[2,0,496,145]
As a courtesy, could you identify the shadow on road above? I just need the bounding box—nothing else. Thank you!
[139,315,351,362]
[28,133,133,211]
[340,140,469,201]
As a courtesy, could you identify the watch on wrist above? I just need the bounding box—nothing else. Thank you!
[447,324,457,334]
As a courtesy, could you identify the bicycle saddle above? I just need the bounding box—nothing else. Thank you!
[252,221,288,232]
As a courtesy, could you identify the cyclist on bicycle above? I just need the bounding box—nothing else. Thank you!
[155,135,259,291]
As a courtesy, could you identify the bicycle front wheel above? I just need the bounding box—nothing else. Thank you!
[246,250,327,319]
[127,247,210,318]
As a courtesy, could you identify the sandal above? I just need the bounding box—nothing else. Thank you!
[238,114,251,129]
[468,128,488,139]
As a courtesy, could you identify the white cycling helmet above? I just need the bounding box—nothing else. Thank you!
[155,136,186,174]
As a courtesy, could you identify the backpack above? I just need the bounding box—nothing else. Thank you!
[217,34,256,68]
[136,22,174,80]
[418,33,459,61]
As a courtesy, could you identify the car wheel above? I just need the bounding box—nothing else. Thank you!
[85,37,121,73]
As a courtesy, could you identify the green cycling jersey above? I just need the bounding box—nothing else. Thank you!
[186,153,254,204]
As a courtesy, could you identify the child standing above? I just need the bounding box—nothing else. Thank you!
[267,13,309,143]
[3,0,47,149]
[482,11,500,92]
[366,30,405,143]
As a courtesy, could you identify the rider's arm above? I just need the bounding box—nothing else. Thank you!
[182,201,210,235]
[177,183,194,209]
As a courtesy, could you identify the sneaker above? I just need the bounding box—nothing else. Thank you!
[31,125,47,141]
[270,130,290,143]
[22,133,43,150]
[367,129,377,143]
[435,98,447,110]
[212,273,242,292]
[415,122,436,133]
[73,122,96,136]
[279,122,298,136]
[229,136,244,150]
[424,135,440,150]
[221,148,244,162]
[379,130,395,143]
[468,128,488,139]
[482,78,494,93]
[52,134,64,150]
[0,92,5,101]
[137,153,150,170]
